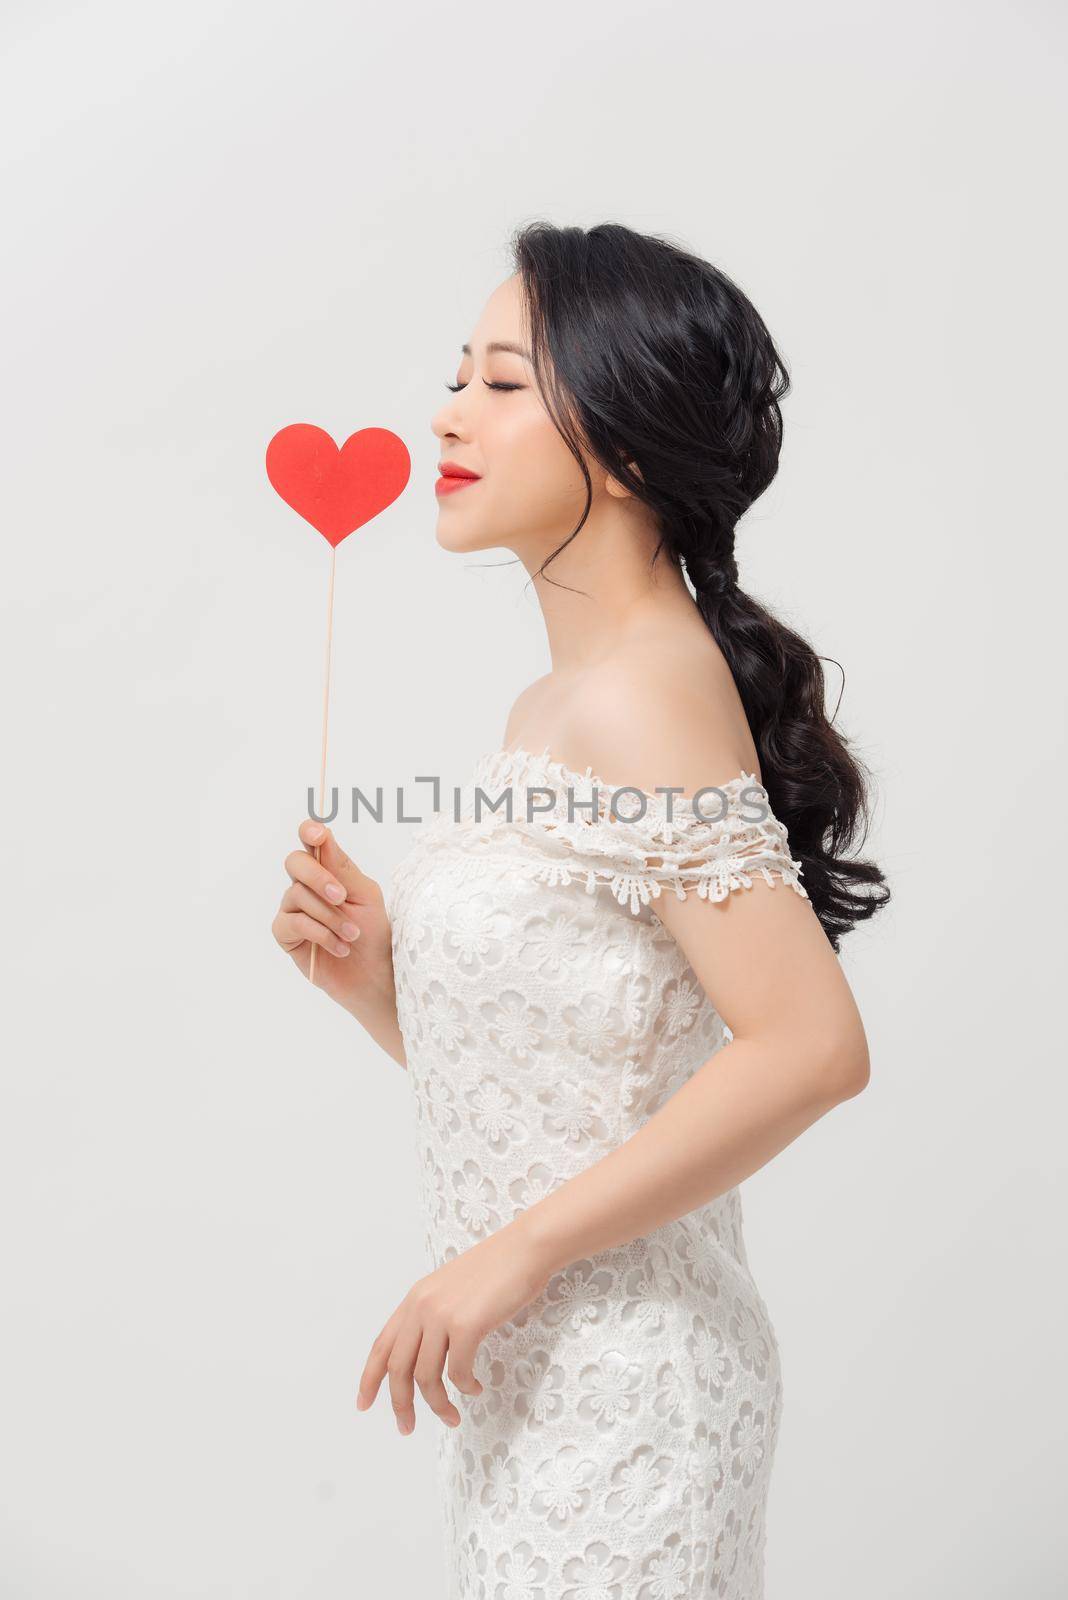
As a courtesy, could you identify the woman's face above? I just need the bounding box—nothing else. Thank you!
[431,274,595,559]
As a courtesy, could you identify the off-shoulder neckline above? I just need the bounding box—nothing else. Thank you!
[475,743,764,803]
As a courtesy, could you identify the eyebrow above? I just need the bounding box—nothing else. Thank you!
[461,341,531,360]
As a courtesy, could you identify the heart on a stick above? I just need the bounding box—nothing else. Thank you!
[266,423,411,546]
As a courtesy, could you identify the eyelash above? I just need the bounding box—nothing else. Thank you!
[445,380,522,393]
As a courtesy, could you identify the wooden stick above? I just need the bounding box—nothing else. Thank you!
[309,544,336,984]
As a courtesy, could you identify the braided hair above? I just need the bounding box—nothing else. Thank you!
[509,219,890,951]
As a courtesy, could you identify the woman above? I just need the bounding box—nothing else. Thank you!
[272,220,889,1599]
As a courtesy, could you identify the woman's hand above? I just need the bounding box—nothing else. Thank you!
[355,1219,553,1433]
[272,820,395,1020]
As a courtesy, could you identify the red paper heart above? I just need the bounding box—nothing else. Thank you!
[266,423,411,547]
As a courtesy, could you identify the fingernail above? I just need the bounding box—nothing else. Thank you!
[324,883,345,902]
[306,824,324,841]
[341,921,359,939]
[334,941,350,956]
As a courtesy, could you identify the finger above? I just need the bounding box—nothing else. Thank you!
[272,908,351,959]
[387,1322,424,1435]
[356,1310,404,1411]
[318,829,384,908]
[281,883,362,944]
[446,1321,485,1399]
[413,1326,461,1428]
[299,818,328,850]
[283,846,348,907]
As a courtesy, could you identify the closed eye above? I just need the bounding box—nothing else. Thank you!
[445,380,523,393]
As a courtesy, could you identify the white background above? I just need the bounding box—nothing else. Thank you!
[2,2,1065,1594]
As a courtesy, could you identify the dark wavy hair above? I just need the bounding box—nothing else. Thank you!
[507,219,890,951]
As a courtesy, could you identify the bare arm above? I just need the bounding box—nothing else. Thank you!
[508,694,870,1274]
[515,871,867,1275]
[345,973,408,1070]
[273,819,408,1070]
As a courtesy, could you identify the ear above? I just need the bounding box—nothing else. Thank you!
[605,460,643,498]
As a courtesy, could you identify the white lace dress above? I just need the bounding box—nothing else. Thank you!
[386,744,810,1600]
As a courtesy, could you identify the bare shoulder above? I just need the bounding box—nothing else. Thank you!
[562,631,759,797]
[501,674,556,747]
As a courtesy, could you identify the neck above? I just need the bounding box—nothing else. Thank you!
[514,498,699,675]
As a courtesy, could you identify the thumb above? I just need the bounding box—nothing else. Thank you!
[317,827,383,908]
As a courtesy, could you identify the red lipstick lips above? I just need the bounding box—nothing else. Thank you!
[436,461,481,496]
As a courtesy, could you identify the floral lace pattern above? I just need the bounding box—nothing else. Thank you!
[391,743,808,919]
[386,746,791,1598]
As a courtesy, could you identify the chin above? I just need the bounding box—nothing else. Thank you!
[435,522,474,554]
[435,516,498,555]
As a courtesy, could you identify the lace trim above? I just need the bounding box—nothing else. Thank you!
[390,744,809,917]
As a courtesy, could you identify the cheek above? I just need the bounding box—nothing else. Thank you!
[492,405,585,507]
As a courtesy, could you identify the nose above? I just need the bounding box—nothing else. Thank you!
[432,375,480,443]
[432,387,466,438]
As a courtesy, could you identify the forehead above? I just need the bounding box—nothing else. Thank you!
[464,274,528,352]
